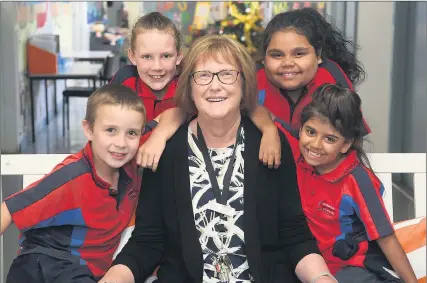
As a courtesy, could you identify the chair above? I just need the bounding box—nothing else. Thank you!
[99,53,121,84]
[62,86,93,136]
[61,54,121,136]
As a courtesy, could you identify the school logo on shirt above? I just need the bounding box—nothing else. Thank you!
[317,200,336,217]
[128,185,140,200]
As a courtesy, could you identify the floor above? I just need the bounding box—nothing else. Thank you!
[20,82,90,154]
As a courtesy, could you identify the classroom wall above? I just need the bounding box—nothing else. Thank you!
[356,2,395,153]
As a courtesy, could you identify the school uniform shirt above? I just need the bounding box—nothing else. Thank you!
[4,142,141,278]
[110,65,178,122]
[257,59,371,135]
[296,150,395,275]
[110,65,178,144]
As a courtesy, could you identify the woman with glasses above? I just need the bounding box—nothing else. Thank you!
[100,35,337,283]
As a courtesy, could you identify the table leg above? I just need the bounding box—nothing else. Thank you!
[53,80,57,115]
[30,78,35,142]
[44,79,49,125]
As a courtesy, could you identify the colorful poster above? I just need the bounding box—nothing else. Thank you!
[87,2,106,24]
[142,2,197,45]
[272,1,325,16]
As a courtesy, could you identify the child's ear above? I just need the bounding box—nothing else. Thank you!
[176,51,184,66]
[82,120,94,141]
[340,138,354,154]
[128,49,137,66]
[317,49,322,65]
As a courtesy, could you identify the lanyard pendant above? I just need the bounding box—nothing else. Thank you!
[218,255,231,282]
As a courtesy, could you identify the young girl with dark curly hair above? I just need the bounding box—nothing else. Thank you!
[256,7,371,133]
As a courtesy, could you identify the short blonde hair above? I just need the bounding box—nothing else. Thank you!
[85,84,146,126]
[175,35,257,115]
[130,12,182,53]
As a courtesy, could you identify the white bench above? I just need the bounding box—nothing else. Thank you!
[2,153,425,220]
[1,153,426,280]
[369,153,426,222]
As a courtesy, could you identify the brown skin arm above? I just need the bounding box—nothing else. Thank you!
[377,233,417,283]
[250,105,281,168]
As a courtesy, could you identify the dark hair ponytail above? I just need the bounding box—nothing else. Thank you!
[262,8,366,85]
[300,84,371,168]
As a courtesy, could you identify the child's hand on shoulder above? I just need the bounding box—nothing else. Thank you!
[259,125,281,169]
[137,131,167,172]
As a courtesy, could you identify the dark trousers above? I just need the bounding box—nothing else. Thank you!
[6,254,97,283]
[335,266,402,283]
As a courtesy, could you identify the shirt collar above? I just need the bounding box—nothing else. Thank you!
[297,150,360,182]
[137,77,178,100]
[82,142,133,191]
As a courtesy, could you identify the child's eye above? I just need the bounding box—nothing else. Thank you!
[306,129,315,136]
[294,52,306,57]
[163,54,172,59]
[106,128,116,133]
[142,55,151,60]
[325,137,336,143]
[270,53,283,59]
[128,130,138,136]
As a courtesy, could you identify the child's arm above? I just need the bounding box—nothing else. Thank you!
[1,202,12,235]
[137,107,187,171]
[250,105,281,169]
[139,105,282,170]
[377,234,417,283]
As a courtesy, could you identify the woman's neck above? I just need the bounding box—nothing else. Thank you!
[195,112,241,148]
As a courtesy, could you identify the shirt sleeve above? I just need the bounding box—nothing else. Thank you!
[350,166,394,240]
[275,119,300,161]
[112,147,166,282]
[277,133,320,267]
[4,162,86,231]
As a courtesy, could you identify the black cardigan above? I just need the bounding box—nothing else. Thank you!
[113,116,320,283]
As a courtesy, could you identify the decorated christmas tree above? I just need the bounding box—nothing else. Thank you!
[216,2,264,55]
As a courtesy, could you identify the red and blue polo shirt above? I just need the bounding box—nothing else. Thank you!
[110,65,178,122]
[4,142,141,278]
[275,121,394,274]
[257,59,371,135]
[296,150,394,274]
[110,65,178,144]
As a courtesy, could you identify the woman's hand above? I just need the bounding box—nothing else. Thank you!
[259,125,281,169]
[136,131,166,172]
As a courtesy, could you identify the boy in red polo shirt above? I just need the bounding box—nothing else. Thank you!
[0,84,146,283]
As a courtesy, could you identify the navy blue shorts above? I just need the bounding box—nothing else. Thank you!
[6,253,97,283]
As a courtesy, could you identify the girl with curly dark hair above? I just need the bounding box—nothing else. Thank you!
[256,8,370,133]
